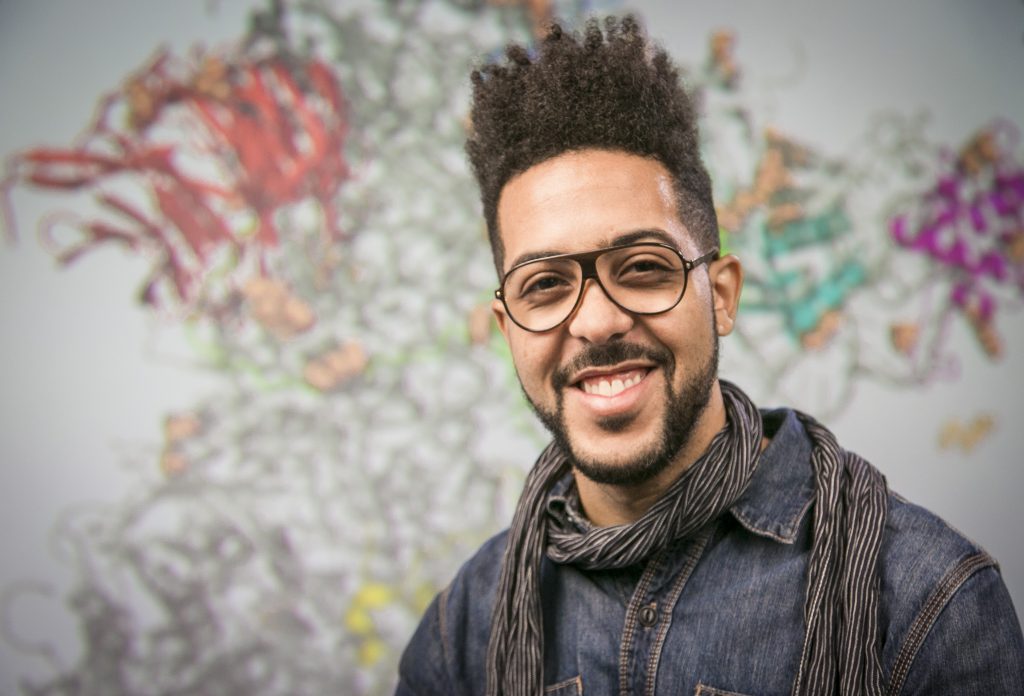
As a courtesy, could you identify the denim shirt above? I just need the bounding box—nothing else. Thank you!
[397,409,1024,695]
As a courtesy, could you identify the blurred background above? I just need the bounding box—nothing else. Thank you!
[1,0,1021,693]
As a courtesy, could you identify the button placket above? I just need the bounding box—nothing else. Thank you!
[638,602,659,628]
[641,525,719,696]
[618,552,667,696]
[617,524,719,696]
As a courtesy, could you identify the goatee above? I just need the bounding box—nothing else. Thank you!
[524,335,719,487]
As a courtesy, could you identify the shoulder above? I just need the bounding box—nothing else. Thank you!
[437,529,512,672]
[879,491,1024,694]
[880,490,990,594]
[446,528,510,603]
[398,530,510,695]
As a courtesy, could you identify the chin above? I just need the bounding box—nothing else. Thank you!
[523,332,720,488]
[570,443,676,487]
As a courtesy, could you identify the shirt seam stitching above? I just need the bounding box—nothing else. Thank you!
[885,551,996,696]
[544,675,583,694]
[438,583,454,684]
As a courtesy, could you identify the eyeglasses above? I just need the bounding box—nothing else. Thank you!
[495,242,719,333]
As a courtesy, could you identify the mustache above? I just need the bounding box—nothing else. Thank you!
[552,341,675,391]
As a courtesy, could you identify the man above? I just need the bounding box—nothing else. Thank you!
[397,17,1024,696]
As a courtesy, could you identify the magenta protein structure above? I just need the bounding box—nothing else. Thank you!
[889,121,1024,358]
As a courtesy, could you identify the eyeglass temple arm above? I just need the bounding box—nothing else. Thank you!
[687,249,720,269]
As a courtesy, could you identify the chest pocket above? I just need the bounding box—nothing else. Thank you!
[545,675,583,695]
[695,684,756,696]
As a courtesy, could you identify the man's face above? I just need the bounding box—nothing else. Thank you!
[493,149,730,486]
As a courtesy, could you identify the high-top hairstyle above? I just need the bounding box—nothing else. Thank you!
[466,15,719,275]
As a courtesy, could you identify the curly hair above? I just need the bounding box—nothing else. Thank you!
[466,15,719,275]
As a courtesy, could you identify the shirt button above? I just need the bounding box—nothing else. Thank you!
[638,603,658,628]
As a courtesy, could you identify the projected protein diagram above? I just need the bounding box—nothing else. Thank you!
[1,1,1021,694]
[695,30,1023,417]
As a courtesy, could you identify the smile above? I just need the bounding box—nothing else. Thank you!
[574,368,650,398]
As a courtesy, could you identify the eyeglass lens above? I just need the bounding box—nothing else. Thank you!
[502,244,687,331]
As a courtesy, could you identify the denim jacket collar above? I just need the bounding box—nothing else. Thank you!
[729,408,815,545]
[547,473,592,532]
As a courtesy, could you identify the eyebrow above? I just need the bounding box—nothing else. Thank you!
[506,229,679,270]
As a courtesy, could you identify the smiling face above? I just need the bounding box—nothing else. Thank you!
[493,149,742,501]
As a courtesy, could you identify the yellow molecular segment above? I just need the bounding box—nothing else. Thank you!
[345,583,397,666]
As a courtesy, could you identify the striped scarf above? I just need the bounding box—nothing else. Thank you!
[485,380,888,696]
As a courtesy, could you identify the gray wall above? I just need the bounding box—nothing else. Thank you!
[1,0,1021,693]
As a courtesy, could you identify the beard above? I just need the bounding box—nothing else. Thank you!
[525,333,719,487]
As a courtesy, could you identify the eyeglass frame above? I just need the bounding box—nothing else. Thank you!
[494,241,720,333]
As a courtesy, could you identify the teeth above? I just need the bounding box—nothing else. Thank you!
[582,372,642,397]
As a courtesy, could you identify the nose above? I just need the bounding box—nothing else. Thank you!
[566,278,635,343]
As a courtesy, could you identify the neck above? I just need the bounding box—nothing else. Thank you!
[574,381,729,527]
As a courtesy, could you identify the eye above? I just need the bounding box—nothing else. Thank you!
[625,258,673,273]
[616,253,679,284]
[520,273,572,297]
[507,260,578,309]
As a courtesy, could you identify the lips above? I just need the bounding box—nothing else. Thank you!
[571,362,654,398]
[564,363,657,422]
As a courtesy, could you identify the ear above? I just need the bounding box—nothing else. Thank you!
[492,298,512,343]
[708,254,743,336]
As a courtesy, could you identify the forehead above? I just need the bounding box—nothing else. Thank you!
[496,149,693,272]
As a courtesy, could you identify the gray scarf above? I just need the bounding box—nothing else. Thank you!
[485,380,888,696]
